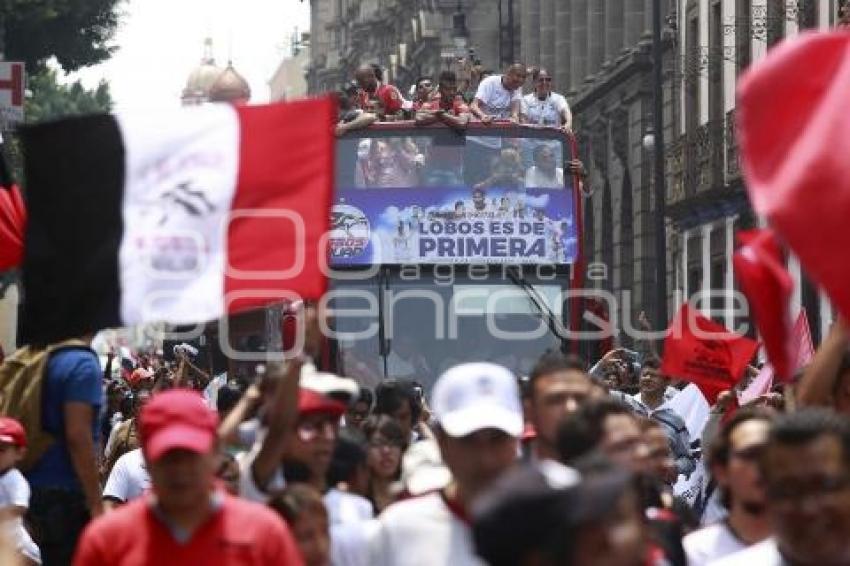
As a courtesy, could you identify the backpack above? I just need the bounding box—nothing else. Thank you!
[0,339,90,471]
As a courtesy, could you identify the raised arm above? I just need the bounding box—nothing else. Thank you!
[797,319,848,408]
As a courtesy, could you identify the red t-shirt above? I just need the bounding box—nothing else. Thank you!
[421,94,469,116]
[357,83,407,114]
[73,493,304,566]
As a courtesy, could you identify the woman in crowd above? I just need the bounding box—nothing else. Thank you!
[361,415,407,514]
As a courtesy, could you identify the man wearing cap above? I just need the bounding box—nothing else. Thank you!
[369,362,524,566]
[238,360,372,525]
[73,390,303,565]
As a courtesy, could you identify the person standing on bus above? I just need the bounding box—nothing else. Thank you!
[470,63,526,123]
[416,71,471,132]
[354,64,411,120]
[520,68,572,133]
[412,77,435,111]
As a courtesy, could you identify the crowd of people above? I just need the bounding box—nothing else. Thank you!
[335,62,580,167]
[1,302,849,565]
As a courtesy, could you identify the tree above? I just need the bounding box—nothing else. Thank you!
[24,68,112,122]
[2,68,113,184]
[1,0,123,72]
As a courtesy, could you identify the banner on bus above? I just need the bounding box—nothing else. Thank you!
[329,186,578,265]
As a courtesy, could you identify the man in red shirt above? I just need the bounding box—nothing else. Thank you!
[74,389,303,565]
[354,64,411,118]
[416,70,471,131]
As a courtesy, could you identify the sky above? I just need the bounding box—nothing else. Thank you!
[68,0,311,112]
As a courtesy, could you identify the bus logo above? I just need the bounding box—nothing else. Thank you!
[330,204,370,259]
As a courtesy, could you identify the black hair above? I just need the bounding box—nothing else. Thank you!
[641,356,662,371]
[706,406,774,509]
[327,427,369,487]
[529,351,588,397]
[766,408,850,470]
[362,414,407,449]
[356,386,374,411]
[216,383,244,417]
[371,63,384,82]
[374,379,423,424]
[268,484,328,526]
[438,70,457,84]
[556,398,634,465]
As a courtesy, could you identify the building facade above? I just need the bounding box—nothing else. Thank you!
[306,0,520,94]
[668,0,842,344]
[520,0,678,349]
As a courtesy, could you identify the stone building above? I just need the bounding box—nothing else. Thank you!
[519,0,679,347]
[667,0,841,343]
[306,0,520,94]
[521,0,843,347]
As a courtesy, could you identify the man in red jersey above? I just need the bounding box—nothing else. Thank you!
[74,389,303,565]
[354,64,411,119]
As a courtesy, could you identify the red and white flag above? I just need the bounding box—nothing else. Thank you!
[19,98,335,344]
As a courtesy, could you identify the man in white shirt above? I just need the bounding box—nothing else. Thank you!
[369,362,524,566]
[711,409,850,565]
[470,64,526,123]
[683,409,774,565]
[102,448,151,509]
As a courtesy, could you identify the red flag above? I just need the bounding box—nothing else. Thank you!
[733,229,794,380]
[0,184,26,271]
[738,309,816,405]
[661,304,760,403]
[737,32,850,324]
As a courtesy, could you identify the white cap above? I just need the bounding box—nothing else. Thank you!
[299,362,359,403]
[432,362,523,438]
[401,439,452,496]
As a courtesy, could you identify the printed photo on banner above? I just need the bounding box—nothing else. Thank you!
[331,132,578,266]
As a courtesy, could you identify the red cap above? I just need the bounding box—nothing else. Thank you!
[128,367,153,387]
[140,390,218,463]
[298,388,346,417]
[0,418,26,448]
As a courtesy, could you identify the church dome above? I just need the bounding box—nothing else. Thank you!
[208,62,251,104]
[181,38,224,105]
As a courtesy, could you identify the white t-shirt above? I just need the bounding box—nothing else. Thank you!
[521,92,570,127]
[708,538,783,566]
[0,468,41,564]
[684,521,748,566]
[236,438,373,525]
[525,166,564,189]
[474,75,522,119]
[369,492,485,566]
[332,520,379,566]
[103,448,151,503]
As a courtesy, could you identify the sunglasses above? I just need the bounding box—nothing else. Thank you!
[537,77,553,83]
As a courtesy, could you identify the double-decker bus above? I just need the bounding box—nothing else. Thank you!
[325,121,584,391]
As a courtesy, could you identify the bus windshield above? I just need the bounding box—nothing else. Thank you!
[329,124,581,391]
